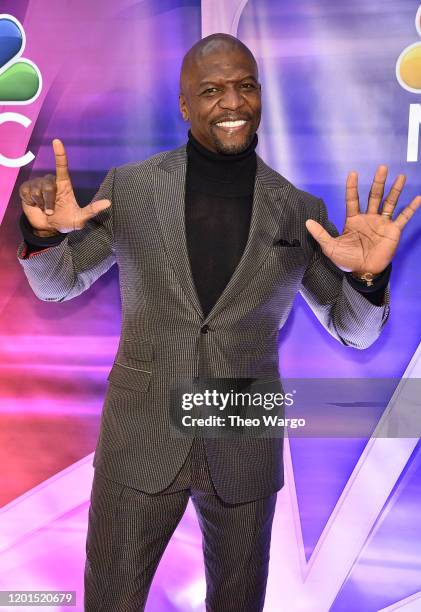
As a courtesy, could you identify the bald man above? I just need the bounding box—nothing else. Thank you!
[17,33,420,612]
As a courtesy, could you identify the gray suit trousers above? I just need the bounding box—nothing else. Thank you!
[84,437,277,612]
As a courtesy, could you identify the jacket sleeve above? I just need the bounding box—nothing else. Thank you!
[299,198,390,349]
[16,167,116,302]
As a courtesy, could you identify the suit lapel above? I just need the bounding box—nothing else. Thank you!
[153,145,292,322]
[153,145,203,318]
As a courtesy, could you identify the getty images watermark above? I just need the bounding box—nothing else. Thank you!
[169,378,421,439]
[169,379,306,438]
[181,387,305,430]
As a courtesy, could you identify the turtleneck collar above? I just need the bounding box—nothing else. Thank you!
[187,129,258,162]
[186,129,257,197]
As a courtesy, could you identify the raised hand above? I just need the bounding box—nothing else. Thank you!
[305,166,421,276]
[19,139,111,236]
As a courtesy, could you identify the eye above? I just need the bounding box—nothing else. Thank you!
[241,83,256,89]
[201,87,219,95]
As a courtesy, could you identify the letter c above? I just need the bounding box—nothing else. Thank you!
[0,112,35,167]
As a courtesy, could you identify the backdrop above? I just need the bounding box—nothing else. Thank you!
[0,1,420,610]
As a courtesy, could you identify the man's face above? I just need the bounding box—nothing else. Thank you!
[179,45,262,154]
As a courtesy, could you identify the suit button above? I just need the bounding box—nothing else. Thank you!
[201,324,209,334]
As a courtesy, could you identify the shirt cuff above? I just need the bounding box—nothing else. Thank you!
[345,264,392,293]
[19,212,67,247]
[345,264,391,306]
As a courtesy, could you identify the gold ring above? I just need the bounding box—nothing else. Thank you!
[381,211,393,217]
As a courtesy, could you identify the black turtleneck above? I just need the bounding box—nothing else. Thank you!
[185,129,257,317]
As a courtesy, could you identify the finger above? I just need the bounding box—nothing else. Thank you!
[394,195,421,230]
[19,182,36,207]
[381,174,406,217]
[21,196,36,209]
[41,177,57,215]
[367,165,388,214]
[29,178,44,209]
[305,219,336,257]
[345,171,360,217]
[52,138,71,183]
[30,190,44,208]
[80,199,111,222]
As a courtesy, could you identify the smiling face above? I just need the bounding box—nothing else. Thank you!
[179,37,262,154]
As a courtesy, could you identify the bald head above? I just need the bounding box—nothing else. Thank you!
[178,34,261,154]
[180,33,258,93]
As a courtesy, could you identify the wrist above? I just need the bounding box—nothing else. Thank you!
[347,263,392,292]
[350,271,380,287]
[33,229,61,238]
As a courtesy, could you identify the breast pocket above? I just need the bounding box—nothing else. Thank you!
[270,245,308,273]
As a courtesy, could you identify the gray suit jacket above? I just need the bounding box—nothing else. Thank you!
[17,144,390,503]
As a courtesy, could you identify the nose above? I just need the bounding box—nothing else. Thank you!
[219,86,244,110]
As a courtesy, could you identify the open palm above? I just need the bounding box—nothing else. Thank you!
[306,166,421,276]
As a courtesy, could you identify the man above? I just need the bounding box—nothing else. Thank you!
[17,33,420,612]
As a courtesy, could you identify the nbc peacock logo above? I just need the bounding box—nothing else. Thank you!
[396,4,421,94]
[0,13,42,104]
[0,15,42,167]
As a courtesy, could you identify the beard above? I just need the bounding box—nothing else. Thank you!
[209,124,256,155]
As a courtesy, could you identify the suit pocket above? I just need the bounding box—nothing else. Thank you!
[271,245,307,264]
[121,339,154,362]
[272,244,304,252]
[107,361,151,392]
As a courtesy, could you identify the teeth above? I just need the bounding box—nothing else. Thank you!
[216,120,246,127]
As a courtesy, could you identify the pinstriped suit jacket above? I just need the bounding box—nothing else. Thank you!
[17,144,390,503]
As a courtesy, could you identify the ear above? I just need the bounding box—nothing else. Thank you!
[179,94,189,122]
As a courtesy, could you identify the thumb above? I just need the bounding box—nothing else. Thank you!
[81,198,111,222]
[305,219,334,251]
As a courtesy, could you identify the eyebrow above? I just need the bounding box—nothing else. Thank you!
[198,74,258,88]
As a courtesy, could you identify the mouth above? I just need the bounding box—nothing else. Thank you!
[213,119,249,133]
